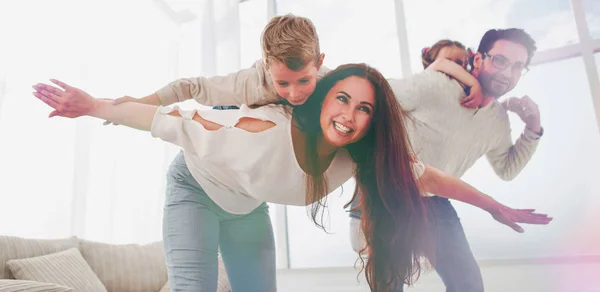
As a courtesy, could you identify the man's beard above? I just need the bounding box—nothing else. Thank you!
[479,72,513,98]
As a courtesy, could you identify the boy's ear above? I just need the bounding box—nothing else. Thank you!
[317,53,325,69]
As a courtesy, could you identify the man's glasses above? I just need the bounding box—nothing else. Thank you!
[483,53,529,76]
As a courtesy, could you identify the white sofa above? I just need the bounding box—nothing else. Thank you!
[0,235,230,292]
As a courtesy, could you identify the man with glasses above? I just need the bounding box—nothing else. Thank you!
[475,33,540,131]
[349,28,544,292]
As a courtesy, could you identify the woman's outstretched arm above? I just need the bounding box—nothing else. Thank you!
[33,79,276,157]
[417,164,553,233]
[33,79,157,131]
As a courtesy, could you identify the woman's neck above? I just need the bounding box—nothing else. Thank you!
[290,122,339,176]
[316,135,339,159]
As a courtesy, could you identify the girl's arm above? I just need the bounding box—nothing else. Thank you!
[427,58,478,88]
[426,58,482,108]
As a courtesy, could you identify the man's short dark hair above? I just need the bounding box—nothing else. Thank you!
[476,28,537,67]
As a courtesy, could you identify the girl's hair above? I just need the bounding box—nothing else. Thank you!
[293,63,432,291]
[421,39,467,69]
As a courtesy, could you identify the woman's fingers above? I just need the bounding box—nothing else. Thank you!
[33,91,59,108]
[33,83,64,97]
[513,210,553,224]
[50,79,72,91]
[48,110,64,118]
[504,219,524,233]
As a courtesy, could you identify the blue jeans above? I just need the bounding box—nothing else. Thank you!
[163,152,276,292]
[349,196,484,292]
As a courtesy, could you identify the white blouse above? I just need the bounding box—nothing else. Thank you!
[151,104,427,214]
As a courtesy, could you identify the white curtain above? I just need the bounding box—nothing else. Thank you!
[0,0,241,244]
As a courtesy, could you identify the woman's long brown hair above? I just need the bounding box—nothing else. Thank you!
[293,63,432,291]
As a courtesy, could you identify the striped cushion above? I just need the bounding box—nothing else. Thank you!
[0,279,74,292]
[78,240,167,292]
[0,236,78,279]
[6,248,107,292]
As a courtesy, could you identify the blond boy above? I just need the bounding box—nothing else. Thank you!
[113,14,327,108]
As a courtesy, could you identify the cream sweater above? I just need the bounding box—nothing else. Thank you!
[156,63,541,180]
[389,70,541,179]
[156,60,330,107]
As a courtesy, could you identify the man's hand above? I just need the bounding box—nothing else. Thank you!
[502,95,541,133]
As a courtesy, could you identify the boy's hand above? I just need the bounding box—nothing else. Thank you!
[103,96,140,125]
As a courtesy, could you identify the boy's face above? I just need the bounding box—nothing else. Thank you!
[268,54,324,106]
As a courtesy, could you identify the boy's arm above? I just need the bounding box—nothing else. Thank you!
[115,60,277,107]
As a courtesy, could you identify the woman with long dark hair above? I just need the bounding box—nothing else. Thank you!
[32,63,550,292]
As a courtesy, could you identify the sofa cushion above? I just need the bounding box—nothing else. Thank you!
[0,279,74,292]
[0,235,78,279]
[78,239,167,292]
[6,248,107,292]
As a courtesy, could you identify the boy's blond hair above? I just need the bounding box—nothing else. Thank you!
[261,14,321,71]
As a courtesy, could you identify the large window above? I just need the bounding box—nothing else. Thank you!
[0,0,178,241]
[286,183,358,268]
[275,0,404,78]
[583,0,600,38]
[239,0,283,266]
[285,56,600,267]
[403,0,579,72]
[275,0,600,269]
[458,56,600,259]
[240,0,268,67]
[0,0,83,239]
